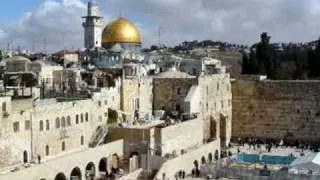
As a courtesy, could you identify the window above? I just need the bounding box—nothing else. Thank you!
[62,141,65,151]
[217,83,220,91]
[45,145,49,156]
[67,116,71,126]
[112,96,115,102]
[98,101,101,107]
[46,120,50,130]
[85,113,88,122]
[25,120,30,130]
[81,136,84,145]
[2,102,6,112]
[76,114,79,124]
[214,102,217,110]
[56,118,60,129]
[61,117,66,128]
[104,100,108,105]
[206,86,208,96]
[98,116,102,122]
[81,113,84,123]
[39,120,44,131]
[206,103,208,112]
[13,122,20,132]
[221,100,224,109]
[177,88,181,95]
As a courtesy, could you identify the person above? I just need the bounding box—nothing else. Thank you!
[182,171,185,179]
[162,173,166,180]
[179,170,182,178]
[191,169,195,177]
[37,154,41,164]
[237,147,240,154]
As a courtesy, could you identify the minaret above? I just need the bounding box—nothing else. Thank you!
[82,1,103,49]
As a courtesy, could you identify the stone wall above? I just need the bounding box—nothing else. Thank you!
[159,118,203,156]
[153,78,197,112]
[232,79,320,142]
[121,77,153,122]
[198,74,232,146]
[154,139,221,180]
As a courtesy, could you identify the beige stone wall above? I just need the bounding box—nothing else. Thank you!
[108,127,152,158]
[153,78,197,111]
[198,74,232,146]
[232,79,320,142]
[154,139,221,180]
[159,118,203,156]
[121,77,153,122]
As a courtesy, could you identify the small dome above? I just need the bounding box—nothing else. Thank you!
[102,17,142,45]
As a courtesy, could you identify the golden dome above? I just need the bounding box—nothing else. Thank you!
[102,17,142,45]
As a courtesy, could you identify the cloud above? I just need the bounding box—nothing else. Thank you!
[1,0,320,52]
[0,0,87,52]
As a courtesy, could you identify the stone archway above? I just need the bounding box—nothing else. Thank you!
[99,158,108,178]
[208,153,213,163]
[23,151,28,163]
[55,173,67,180]
[201,156,206,164]
[220,114,228,147]
[193,160,199,169]
[70,167,82,180]
[215,150,219,161]
[210,117,217,140]
[85,162,95,180]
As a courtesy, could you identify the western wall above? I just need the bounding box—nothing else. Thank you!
[232,78,320,143]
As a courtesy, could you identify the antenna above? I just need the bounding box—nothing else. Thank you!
[43,37,47,55]
[158,25,162,47]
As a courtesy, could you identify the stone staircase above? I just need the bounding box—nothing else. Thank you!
[89,125,107,148]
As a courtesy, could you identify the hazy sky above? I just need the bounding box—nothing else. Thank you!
[1,0,320,52]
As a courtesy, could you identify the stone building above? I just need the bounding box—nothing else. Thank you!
[0,84,120,170]
[153,66,232,146]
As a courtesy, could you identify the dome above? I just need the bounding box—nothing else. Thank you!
[102,17,141,45]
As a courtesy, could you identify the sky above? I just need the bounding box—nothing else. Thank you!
[1,0,320,52]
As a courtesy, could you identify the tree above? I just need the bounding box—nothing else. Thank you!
[150,45,159,51]
[108,108,118,125]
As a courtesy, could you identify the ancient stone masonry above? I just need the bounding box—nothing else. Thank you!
[232,79,320,142]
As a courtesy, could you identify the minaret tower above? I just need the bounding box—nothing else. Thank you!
[82,1,103,49]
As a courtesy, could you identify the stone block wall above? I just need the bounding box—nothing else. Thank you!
[154,139,221,180]
[232,79,320,142]
[159,118,203,156]
[198,74,232,146]
[153,78,197,112]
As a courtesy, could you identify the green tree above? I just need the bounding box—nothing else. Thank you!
[107,108,118,125]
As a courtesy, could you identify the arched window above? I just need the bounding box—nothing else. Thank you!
[85,113,88,122]
[76,114,79,124]
[46,120,50,130]
[62,141,65,151]
[81,113,84,123]
[45,145,49,156]
[61,117,66,128]
[67,116,71,126]
[39,120,44,131]
[56,118,60,128]
[2,102,6,112]
[81,136,84,145]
